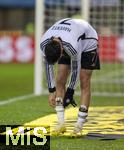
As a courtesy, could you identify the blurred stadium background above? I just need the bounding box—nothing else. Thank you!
[0,0,124,149]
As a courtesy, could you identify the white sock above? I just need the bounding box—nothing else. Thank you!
[77,105,88,127]
[55,97,64,125]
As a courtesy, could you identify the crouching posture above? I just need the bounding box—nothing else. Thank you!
[40,18,100,135]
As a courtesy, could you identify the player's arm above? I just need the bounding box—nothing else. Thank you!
[44,58,56,107]
[63,55,81,108]
[40,39,56,107]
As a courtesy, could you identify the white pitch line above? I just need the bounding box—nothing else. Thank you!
[0,94,35,106]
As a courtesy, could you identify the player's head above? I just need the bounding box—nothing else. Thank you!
[44,37,63,64]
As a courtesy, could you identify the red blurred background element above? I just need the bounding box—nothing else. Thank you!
[0,35,124,63]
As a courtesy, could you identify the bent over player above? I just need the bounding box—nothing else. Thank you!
[40,18,100,135]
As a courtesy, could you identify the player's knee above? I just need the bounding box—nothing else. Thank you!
[56,76,66,87]
[80,71,92,90]
[80,77,90,90]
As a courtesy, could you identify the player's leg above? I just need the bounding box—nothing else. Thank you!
[53,53,71,135]
[55,64,70,124]
[73,49,100,135]
[80,69,93,108]
[73,69,92,134]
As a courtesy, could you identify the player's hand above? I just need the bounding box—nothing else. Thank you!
[63,88,77,108]
[48,92,56,108]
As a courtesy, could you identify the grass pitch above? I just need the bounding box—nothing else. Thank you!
[0,63,124,150]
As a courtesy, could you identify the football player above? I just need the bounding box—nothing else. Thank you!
[40,18,100,136]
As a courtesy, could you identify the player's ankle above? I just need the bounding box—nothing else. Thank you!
[80,105,88,112]
[55,97,65,124]
[77,105,88,126]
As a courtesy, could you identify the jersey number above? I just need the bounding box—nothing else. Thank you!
[59,19,71,25]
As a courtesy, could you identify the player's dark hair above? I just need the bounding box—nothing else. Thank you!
[44,39,61,64]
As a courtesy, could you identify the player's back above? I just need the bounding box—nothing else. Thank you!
[72,18,98,39]
[71,19,98,52]
[45,18,97,39]
[41,18,98,53]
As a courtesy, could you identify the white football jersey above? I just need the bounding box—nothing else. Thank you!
[40,18,98,92]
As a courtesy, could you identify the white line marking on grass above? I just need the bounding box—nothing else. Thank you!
[0,94,35,106]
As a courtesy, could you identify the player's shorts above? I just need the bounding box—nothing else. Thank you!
[58,48,100,70]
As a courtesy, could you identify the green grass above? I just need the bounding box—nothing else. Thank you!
[0,95,124,150]
[91,63,124,93]
[1,95,124,125]
[0,63,34,100]
[51,137,124,150]
[0,63,124,150]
